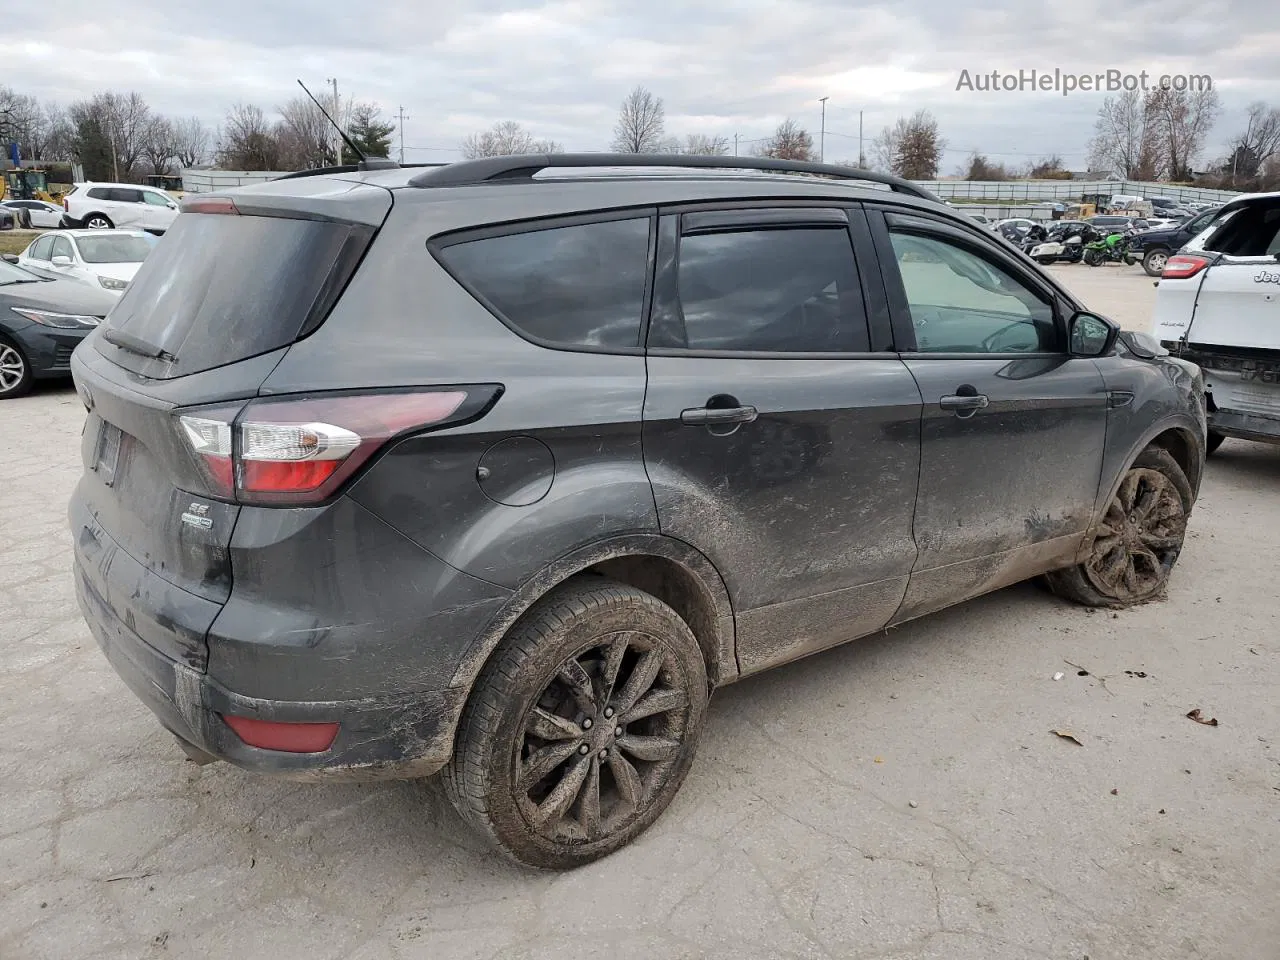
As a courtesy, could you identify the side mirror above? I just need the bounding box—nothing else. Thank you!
[1068,311,1118,357]
[1,253,17,264]
[51,255,74,267]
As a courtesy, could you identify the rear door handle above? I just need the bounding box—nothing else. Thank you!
[938,394,989,411]
[680,405,758,426]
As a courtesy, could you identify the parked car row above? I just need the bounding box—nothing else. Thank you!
[0,227,158,398]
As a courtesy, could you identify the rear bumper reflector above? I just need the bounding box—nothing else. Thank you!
[221,715,340,753]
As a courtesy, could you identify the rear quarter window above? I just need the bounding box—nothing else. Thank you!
[434,216,653,350]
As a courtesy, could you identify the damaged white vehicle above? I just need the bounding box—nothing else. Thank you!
[1153,191,1280,454]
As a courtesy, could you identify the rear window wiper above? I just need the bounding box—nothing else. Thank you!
[102,328,178,363]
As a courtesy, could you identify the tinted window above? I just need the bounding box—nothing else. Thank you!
[669,227,868,352]
[103,213,369,379]
[28,236,54,260]
[86,187,109,200]
[889,231,1058,353]
[438,217,651,349]
[112,189,144,203]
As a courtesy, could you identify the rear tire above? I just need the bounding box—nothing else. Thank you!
[0,336,34,400]
[1206,431,1227,456]
[444,578,708,870]
[83,213,113,229]
[1045,446,1192,608]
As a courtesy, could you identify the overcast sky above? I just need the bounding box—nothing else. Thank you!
[7,0,1277,171]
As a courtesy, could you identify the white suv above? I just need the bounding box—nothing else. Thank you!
[63,182,180,233]
[1153,191,1280,453]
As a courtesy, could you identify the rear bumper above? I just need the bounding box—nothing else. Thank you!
[75,562,468,780]
[1207,408,1280,444]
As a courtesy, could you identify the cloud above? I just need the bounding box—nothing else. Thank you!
[4,0,1276,168]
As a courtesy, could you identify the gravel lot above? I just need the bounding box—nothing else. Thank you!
[2,264,1278,960]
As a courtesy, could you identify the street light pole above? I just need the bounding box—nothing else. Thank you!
[818,97,828,163]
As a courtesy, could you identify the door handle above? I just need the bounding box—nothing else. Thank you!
[680,405,758,426]
[938,394,989,411]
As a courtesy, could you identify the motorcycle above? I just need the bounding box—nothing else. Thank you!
[1030,223,1096,265]
[1083,231,1137,266]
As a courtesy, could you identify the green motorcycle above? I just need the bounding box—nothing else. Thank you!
[1083,231,1137,266]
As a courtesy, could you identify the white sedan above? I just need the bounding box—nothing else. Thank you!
[1,199,67,229]
[16,229,158,296]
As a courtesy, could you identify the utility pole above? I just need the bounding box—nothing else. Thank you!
[109,116,120,182]
[326,77,340,164]
[734,133,739,156]
[397,105,409,164]
[819,97,828,163]
[858,110,865,167]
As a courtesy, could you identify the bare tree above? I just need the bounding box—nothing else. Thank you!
[870,124,900,173]
[141,116,176,175]
[1221,102,1280,184]
[961,152,1010,180]
[277,94,335,170]
[611,86,665,153]
[41,104,76,162]
[893,110,944,180]
[460,120,562,158]
[679,133,730,156]
[755,118,815,161]
[1088,90,1163,180]
[171,116,212,169]
[217,103,281,171]
[1023,155,1071,179]
[1147,85,1220,181]
[0,87,52,160]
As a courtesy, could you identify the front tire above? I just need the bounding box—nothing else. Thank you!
[1206,431,1226,456]
[0,336,34,400]
[1084,248,1103,266]
[444,578,708,869]
[1045,446,1192,607]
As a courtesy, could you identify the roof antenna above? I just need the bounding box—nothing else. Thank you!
[296,79,365,164]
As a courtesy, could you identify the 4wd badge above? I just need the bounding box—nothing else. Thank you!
[181,502,213,530]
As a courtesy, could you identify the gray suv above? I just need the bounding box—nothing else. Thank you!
[69,154,1207,869]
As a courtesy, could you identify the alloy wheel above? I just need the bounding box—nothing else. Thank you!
[1147,251,1169,274]
[0,344,26,393]
[514,631,692,844]
[1084,467,1187,601]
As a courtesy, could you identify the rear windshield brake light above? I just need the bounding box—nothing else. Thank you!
[175,388,494,505]
[180,197,240,215]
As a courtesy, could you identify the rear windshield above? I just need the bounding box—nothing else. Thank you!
[1202,201,1280,257]
[77,234,154,263]
[101,212,369,378]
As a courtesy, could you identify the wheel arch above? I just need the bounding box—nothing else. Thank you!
[446,533,737,697]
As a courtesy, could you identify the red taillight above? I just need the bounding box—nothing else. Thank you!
[180,196,239,215]
[177,389,471,505]
[63,197,69,211]
[221,715,339,753]
[1162,255,1210,279]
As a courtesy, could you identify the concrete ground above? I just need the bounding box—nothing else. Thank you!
[2,264,1278,960]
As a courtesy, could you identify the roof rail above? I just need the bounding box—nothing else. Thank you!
[272,160,447,182]
[406,153,937,201]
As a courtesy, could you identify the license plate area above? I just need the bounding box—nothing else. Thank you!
[94,421,122,486]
